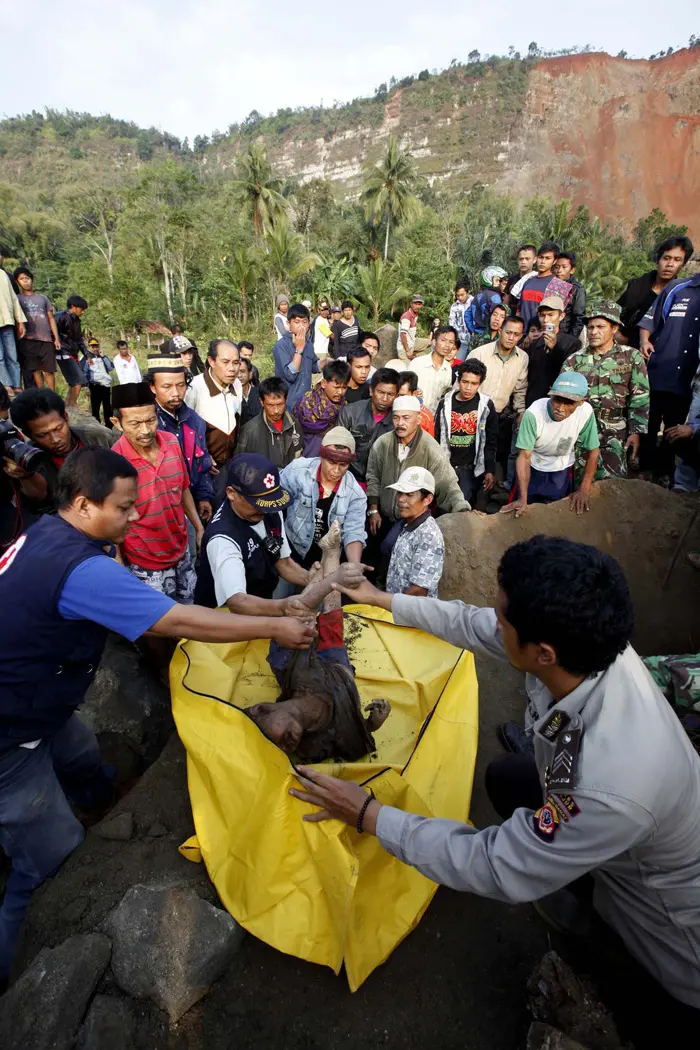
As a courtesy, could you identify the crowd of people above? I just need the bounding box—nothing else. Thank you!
[0,232,699,1026]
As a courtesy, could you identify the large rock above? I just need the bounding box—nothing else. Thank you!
[0,933,111,1050]
[374,322,399,368]
[438,479,700,656]
[104,883,245,1022]
[18,735,213,972]
[75,994,135,1050]
[527,952,625,1050]
[80,633,172,781]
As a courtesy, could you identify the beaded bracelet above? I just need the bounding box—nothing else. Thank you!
[356,790,375,833]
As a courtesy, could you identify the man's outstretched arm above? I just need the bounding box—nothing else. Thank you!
[332,578,506,661]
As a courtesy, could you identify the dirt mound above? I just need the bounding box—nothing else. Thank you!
[438,480,700,657]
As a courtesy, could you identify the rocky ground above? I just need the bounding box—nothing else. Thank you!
[2,481,698,1048]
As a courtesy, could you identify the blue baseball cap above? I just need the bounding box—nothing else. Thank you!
[548,372,588,402]
[226,453,290,513]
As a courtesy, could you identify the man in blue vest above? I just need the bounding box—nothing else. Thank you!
[195,453,313,615]
[0,447,315,984]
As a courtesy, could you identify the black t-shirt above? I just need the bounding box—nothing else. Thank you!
[448,394,479,470]
[298,491,335,569]
[525,332,581,406]
[345,384,370,405]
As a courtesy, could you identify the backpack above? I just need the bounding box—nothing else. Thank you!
[469,290,501,333]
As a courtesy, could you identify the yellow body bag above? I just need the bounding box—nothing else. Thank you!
[170,605,478,991]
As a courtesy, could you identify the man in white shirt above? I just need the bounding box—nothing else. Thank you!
[273,296,290,340]
[194,453,311,614]
[468,315,529,476]
[113,340,142,385]
[313,300,332,360]
[185,339,242,471]
[410,326,457,413]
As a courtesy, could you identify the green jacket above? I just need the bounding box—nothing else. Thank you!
[366,427,471,521]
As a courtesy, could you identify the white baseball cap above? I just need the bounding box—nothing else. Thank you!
[387,466,436,494]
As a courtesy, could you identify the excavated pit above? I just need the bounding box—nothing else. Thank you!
[438,479,700,657]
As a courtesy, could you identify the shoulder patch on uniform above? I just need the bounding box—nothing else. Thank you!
[540,709,570,741]
[550,793,581,823]
[532,799,561,842]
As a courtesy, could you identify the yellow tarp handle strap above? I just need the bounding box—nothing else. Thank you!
[179,835,202,863]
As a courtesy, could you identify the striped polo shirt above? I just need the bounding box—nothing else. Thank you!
[112,430,189,570]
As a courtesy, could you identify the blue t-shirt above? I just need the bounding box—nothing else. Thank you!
[58,556,175,641]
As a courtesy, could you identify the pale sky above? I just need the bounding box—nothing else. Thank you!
[1,0,696,141]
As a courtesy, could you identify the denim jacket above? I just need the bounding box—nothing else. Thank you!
[279,457,367,557]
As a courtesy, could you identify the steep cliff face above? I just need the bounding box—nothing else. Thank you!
[212,61,527,199]
[212,49,699,234]
[495,50,700,234]
[1,51,698,235]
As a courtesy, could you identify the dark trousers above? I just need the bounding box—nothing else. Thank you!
[484,752,542,819]
[674,432,700,474]
[89,384,113,428]
[496,409,516,476]
[483,751,700,1045]
[0,715,102,978]
[455,465,482,505]
[640,390,692,479]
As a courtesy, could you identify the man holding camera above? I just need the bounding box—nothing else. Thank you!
[6,388,114,514]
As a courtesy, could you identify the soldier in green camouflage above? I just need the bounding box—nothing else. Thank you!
[562,300,650,479]
[644,652,700,754]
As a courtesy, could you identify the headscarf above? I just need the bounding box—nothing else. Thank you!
[293,384,342,435]
[319,444,355,465]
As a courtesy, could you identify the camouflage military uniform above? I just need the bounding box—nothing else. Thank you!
[563,346,650,478]
[562,299,649,479]
[644,653,700,754]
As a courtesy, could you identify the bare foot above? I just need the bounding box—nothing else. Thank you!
[318,519,342,553]
[365,698,391,731]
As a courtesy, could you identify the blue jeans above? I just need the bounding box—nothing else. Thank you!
[0,715,102,979]
[674,385,700,492]
[0,325,21,389]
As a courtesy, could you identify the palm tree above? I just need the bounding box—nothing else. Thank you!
[264,219,322,309]
[361,136,421,260]
[578,255,626,300]
[233,145,288,240]
[309,257,357,305]
[354,258,410,326]
[230,245,262,326]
